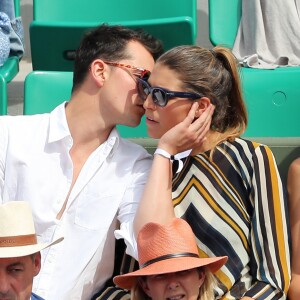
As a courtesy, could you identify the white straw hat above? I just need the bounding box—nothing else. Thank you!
[0,201,63,258]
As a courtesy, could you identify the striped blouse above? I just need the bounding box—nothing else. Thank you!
[172,138,291,299]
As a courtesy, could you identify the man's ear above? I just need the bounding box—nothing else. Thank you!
[89,60,107,87]
[195,97,212,118]
[33,252,42,276]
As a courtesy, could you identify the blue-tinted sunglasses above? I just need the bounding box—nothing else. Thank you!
[137,78,202,107]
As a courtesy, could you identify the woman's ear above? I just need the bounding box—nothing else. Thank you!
[197,270,206,288]
[139,277,152,298]
[195,97,212,118]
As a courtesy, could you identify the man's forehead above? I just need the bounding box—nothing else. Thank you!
[125,41,154,62]
[0,255,31,266]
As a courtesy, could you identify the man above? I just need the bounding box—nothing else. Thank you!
[0,201,63,300]
[0,24,163,299]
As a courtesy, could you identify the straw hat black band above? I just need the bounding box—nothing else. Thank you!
[140,252,199,269]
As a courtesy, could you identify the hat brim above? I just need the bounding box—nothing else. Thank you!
[114,255,228,290]
[0,236,64,258]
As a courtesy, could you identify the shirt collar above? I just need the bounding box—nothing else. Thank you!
[48,102,71,143]
[104,127,120,158]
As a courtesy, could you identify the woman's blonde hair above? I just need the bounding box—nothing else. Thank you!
[157,45,248,148]
[131,267,217,300]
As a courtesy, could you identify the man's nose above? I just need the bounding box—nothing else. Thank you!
[0,275,10,294]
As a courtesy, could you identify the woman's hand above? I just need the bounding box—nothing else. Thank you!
[158,103,214,154]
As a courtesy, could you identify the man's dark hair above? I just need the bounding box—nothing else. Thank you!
[72,23,164,91]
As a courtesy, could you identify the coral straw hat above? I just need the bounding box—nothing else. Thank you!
[114,218,227,290]
[0,201,63,258]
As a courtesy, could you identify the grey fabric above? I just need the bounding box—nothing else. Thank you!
[232,0,300,69]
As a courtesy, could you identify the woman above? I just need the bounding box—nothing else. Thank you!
[114,218,227,300]
[287,157,300,300]
[134,46,291,299]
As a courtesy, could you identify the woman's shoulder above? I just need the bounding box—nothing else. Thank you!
[223,137,271,153]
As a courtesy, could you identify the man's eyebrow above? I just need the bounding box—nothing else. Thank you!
[7,262,24,268]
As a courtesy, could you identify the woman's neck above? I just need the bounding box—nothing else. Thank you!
[191,130,228,155]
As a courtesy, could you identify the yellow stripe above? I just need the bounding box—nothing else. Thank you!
[197,154,248,220]
[265,147,290,293]
[173,156,250,250]
[207,152,249,220]
[198,248,232,292]
[174,176,250,251]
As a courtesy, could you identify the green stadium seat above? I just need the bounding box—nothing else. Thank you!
[23,71,149,138]
[209,0,300,137]
[0,0,21,115]
[24,71,300,184]
[30,0,197,71]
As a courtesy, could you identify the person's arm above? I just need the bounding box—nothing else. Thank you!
[98,103,213,300]
[287,158,300,300]
[134,103,214,236]
[243,144,291,300]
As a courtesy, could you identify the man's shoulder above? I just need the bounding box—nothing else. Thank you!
[0,113,49,126]
[0,113,51,134]
[118,137,152,158]
[31,293,45,300]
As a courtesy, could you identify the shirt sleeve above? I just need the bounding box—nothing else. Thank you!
[114,155,152,260]
[244,144,291,299]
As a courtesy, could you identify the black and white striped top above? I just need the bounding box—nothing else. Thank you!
[172,138,291,299]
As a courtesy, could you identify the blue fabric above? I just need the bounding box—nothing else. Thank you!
[31,292,45,300]
[1,0,15,19]
[0,12,10,66]
[9,15,24,58]
[0,0,24,66]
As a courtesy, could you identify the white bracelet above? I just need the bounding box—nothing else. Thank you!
[154,148,193,173]
[154,148,175,160]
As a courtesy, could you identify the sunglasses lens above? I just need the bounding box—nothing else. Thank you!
[137,79,150,101]
[153,89,167,107]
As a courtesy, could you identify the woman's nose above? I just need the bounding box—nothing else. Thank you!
[168,280,180,290]
[143,94,156,110]
[166,274,180,290]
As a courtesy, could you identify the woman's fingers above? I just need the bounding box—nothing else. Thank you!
[158,103,215,154]
[189,104,214,136]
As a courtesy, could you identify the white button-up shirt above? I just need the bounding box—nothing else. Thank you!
[0,103,152,300]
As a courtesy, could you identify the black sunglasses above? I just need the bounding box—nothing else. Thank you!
[137,78,201,107]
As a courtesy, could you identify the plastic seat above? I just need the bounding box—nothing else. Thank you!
[24,71,72,115]
[0,0,21,115]
[209,0,300,137]
[24,71,149,138]
[30,0,197,71]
